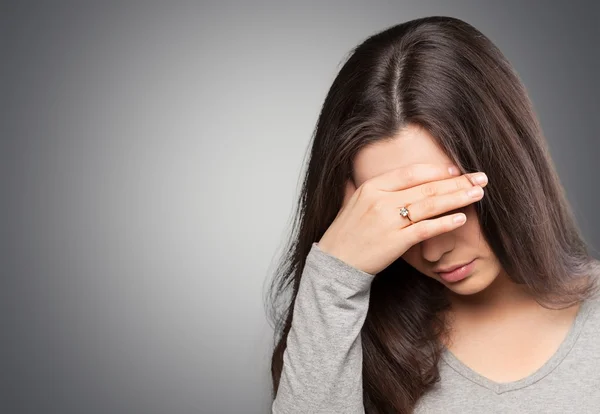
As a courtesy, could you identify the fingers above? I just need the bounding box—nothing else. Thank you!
[400,184,484,223]
[390,171,488,207]
[402,212,468,246]
[423,172,488,194]
[364,163,460,192]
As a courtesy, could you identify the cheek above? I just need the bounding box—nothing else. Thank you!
[461,211,486,247]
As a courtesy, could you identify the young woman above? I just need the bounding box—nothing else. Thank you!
[266,16,600,413]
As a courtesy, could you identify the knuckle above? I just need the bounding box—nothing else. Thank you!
[359,182,377,201]
[454,177,466,191]
[360,179,376,193]
[360,186,383,211]
[370,199,385,213]
[421,183,436,197]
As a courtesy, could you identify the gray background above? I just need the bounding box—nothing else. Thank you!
[2,1,598,413]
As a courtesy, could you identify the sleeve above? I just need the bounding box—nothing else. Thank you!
[272,242,376,414]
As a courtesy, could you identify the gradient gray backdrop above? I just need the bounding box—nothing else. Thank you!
[2,1,599,413]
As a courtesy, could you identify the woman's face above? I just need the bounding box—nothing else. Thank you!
[351,124,503,296]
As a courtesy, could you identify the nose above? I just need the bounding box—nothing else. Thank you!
[420,231,455,264]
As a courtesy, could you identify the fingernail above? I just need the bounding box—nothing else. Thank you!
[473,173,488,185]
[453,213,466,224]
[448,165,460,175]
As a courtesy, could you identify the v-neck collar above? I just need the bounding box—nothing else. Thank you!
[440,298,594,394]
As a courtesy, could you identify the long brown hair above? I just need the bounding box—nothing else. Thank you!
[265,16,600,413]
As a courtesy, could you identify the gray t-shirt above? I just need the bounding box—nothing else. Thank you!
[272,242,600,413]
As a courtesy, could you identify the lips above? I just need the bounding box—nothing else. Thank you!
[435,259,477,283]
[433,259,474,274]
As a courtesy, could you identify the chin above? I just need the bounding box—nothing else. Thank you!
[437,271,496,296]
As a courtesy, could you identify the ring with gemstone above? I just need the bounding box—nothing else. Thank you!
[399,205,414,223]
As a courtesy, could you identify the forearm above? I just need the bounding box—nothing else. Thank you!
[272,242,376,413]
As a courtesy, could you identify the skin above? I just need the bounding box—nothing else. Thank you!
[351,123,581,383]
